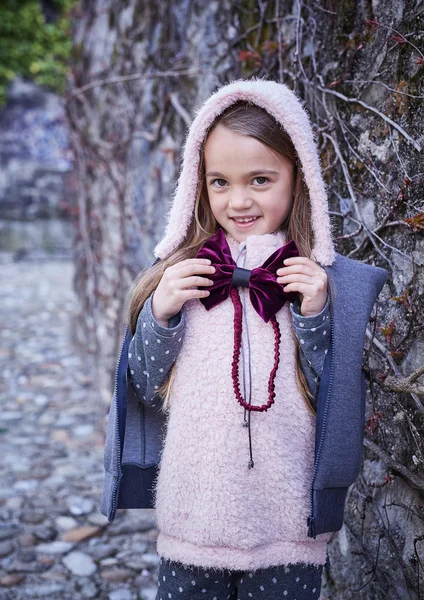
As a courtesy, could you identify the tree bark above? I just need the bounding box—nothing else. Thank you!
[66,0,424,596]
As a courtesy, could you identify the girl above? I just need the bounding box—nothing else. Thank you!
[100,79,388,600]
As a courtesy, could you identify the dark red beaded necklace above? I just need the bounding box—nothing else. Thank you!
[230,287,281,412]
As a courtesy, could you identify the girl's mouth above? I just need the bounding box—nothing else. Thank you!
[231,217,261,230]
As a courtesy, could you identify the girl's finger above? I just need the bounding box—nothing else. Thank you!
[277,266,315,278]
[277,273,316,283]
[279,282,320,295]
[277,264,326,277]
[283,256,316,265]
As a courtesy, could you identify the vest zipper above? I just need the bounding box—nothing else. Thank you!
[110,324,129,520]
[307,282,335,539]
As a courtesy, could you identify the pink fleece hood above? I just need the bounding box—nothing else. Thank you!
[153,77,336,266]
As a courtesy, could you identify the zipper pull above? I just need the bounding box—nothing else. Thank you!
[307,515,316,539]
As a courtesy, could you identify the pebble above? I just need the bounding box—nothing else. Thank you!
[17,534,37,547]
[67,495,95,515]
[0,574,25,586]
[0,540,14,557]
[21,510,46,524]
[90,543,117,560]
[101,568,133,582]
[0,524,22,540]
[0,256,160,600]
[20,582,66,596]
[0,258,160,599]
[108,587,135,600]
[35,541,74,554]
[33,524,56,541]
[139,587,159,600]
[13,479,39,492]
[55,516,78,530]
[63,551,97,576]
[62,525,101,543]
[78,579,98,598]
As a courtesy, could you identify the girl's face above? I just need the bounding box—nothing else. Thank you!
[204,123,295,243]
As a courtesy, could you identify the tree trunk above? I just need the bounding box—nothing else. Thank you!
[66,1,424,597]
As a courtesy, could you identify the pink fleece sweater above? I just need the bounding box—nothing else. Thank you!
[153,230,332,571]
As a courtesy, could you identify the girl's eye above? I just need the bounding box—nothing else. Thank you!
[211,178,227,188]
[253,176,269,185]
[209,176,269,188]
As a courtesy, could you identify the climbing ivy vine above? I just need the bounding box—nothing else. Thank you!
[0,0,79,105]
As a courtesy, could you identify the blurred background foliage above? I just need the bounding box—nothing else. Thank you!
[0,0,78,106]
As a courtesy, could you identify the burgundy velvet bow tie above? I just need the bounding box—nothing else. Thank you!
[195,226,300,322]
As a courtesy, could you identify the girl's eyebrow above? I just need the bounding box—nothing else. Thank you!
[205,169,279,178]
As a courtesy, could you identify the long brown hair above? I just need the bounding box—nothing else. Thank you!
[124,100,317,416]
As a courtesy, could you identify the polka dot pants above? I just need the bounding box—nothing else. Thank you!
[155,557,323,600]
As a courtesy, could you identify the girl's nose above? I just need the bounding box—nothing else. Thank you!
[228,191,253,209]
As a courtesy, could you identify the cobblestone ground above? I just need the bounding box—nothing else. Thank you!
[0,255,159,600]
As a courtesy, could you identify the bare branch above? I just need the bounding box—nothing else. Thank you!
[317,85,422,152]
[342,79,424,100]
[66,67,202,99]
[363,436,424,493]
[381,372,424,396]
[365,328,424,416]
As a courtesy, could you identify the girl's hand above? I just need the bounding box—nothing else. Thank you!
[151,258,216,326]
[276,256,328,317]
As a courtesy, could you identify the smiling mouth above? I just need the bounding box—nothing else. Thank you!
[231,217,261,223]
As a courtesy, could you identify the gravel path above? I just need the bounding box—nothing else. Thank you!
[0,255,159,600]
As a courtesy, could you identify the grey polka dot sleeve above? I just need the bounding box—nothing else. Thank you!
[289,293,331,401]
[127,292,186,406]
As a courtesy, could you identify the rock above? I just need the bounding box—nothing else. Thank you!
[33,524,57,541]
[87,511,109,526]
[78,578,99,598]
[134,573,148,585]
[123,557,148,570]
[21,510,46,524]
[108,516,157,537]
[0,540,14,557]
[129,541,148,553]
[90,543,117,560]
[108,587,135,600]
[0,524,22,540]
[74,424,94,437]
[21,582,66,596]
[5,557,39,573]
[67,495,94,515]
[138,586,158,600]
[0,574,25,586]
[101,568,134,582]
[5,496,23,510]
[35,540,74,554]
[61,525,101,542]
[18,533,37,546]
[2,411,23,421]
[13,479,39,492]
[123,552,160,570]
[34,394,49,407]
[37,555,55,567]
[16,548,37,563]
[51,429,70,442]
[55,515,78,530]
[139,552,160,567]
[62,551,97,576]
[101,557,119,566]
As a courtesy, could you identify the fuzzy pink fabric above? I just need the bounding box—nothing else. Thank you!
[153,78,336,266]
[153,230,333,571]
